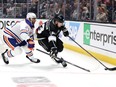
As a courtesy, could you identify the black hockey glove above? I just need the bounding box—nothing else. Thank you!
[63,30,69,37]
[62,28,69,37]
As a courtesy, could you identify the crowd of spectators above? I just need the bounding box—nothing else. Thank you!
[0,0,116,23]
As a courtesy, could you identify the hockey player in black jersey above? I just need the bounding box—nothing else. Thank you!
[36,14,69,67]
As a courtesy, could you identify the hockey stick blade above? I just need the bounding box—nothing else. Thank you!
[36,49,90,72]
[105,67,116,71]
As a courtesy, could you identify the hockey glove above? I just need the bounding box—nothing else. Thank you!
[63,29,69,37]
[19,40,27,46]
[27,39,35,50]
[36,21,44,34]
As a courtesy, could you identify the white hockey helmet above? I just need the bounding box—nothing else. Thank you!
[26,12,36,20]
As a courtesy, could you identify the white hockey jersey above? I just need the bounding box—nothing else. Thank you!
[3,19,35,43]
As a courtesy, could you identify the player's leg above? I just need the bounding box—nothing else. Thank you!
[38,39,50,52]
[1,35,23,64]
[56,38,64,52]
[56,38,67,67]
[50,38,63,63]
[23,45,40,63]
[38,38,61,63]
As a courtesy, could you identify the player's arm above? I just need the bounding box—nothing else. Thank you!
[36,22,50,38]
[19,25,34,50]
[20,28,30,41]
[36,24,44,38]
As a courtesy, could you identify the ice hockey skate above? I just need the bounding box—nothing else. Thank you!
[51,56,67,67]
[26,55,40,63]
[60,58,67,67]
[50,51,62,63]
[50,53,67,67]
[1,49,9,64]
[51,56,62,63]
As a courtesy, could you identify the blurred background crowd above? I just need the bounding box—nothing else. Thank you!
[0,0,116,23]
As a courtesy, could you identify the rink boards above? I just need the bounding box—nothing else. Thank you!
[0,18,116,65]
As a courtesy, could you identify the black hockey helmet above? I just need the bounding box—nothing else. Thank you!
[54,14,64,23]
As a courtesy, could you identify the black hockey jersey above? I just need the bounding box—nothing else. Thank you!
[36,20,67,38]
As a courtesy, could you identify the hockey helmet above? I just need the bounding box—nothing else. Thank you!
[26,12,36,19]
[54,14,64,23]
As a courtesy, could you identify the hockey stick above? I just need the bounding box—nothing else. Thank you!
[36,49,90,72]
[68,36,116,71]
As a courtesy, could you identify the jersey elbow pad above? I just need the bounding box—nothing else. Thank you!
[20,33,30,41]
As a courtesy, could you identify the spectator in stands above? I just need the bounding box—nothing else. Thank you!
[71,2,78,20]
[29,0,38,15]
[6,3,15,18]
[65,2,72,20]
[13,0,27,3]
[21,4,27,18]
[96,7,108,22]
[81,6,89,21]
[0,0,116,23]
[106,2,112,22]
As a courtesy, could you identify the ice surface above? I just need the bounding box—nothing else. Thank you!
[0,41,116,87]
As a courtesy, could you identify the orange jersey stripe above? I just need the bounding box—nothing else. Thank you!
[3,36,14,50]
[4,28,22,43]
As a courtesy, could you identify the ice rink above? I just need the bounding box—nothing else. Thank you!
[0,41,116,87]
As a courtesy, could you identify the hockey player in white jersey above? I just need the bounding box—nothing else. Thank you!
[1,12,40,64]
